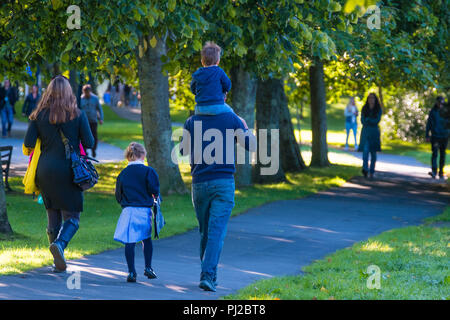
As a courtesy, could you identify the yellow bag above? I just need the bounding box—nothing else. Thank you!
[22,138,41,195]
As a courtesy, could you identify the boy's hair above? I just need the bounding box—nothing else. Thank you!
[125,142,146,161]
[201,42,221,66]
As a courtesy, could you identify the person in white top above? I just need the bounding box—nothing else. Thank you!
[344,97,359,150]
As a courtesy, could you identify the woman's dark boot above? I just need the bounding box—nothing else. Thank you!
[46,226,63,273]
[49,218,79,272]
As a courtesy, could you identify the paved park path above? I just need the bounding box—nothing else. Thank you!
[0,118,448,299]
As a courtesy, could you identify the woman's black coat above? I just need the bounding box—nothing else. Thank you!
[24,110,94,212]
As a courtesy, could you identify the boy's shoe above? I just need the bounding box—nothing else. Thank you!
[428,171,436,179]
[144,267,157,279]
[199,278,216,292]
[127,272,137,283]
[369,173,374,180]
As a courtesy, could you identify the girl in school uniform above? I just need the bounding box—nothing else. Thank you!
[114,142,160,282]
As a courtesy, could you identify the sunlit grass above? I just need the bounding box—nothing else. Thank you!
[225,208,450,300]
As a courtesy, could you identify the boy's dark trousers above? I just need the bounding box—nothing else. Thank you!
[431,137,448,175]
[88,122,98,158]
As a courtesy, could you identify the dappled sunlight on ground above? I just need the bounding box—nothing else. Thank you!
[360,241,394,252]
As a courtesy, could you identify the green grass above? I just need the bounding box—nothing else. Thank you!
[225,207,450,300]
[0,163,359,275]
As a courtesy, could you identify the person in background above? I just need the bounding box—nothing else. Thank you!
[358,93,382,179]
[0,79,18,137]
[22,85,41,118]
[344,97,358,150]
[426,96,449,179]
[80,84,103,158]
[103,83,111,106]
[114,142,160,282]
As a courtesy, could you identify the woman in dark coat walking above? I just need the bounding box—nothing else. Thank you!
[357,93,382,179]
[24,75,94,272]
[22,85,41,118]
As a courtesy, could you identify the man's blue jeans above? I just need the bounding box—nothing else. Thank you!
[192,178,235,280]
[362,143,377,174]
[1,103,14,137]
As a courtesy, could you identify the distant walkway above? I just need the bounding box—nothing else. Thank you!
[1,120,124,177]
[0,148,448,299]
[109,105,183,127]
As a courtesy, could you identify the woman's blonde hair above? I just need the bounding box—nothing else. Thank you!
[125,142,146,161]
[30,75,79,124]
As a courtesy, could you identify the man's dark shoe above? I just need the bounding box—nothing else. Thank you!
[144,267,157,279]
[369,173,374,180]
[199,278,216,292]
[429,171,436,179]
[127,272,137,283]
[362,169,368,178]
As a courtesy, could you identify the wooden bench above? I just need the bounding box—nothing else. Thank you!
[0,146,13,191]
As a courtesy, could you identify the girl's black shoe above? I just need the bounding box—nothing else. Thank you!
[127,272,137,282]
[144,267,157,279]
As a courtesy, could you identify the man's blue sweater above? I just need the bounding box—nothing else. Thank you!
[181,111,252,184]
[190,66,231,106]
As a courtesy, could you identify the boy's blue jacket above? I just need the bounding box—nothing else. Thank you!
[190,66,231,106]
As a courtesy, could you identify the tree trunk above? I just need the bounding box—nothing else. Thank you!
[0,156,13,235]
[378,85,384,110]
[309,59,330,167]
[278,80,307,172]
[136,35,187,195]
[230,66,257,187]
[69,70,81,108]
[254,78,286,183]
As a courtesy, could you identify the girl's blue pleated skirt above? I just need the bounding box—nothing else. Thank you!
[114,207,152,244]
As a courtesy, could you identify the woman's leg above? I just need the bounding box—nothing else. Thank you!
[125,243,136,274]
[345,125,350,148]
[362,143,370,174]
[370,151,377,174]
[353,125,358,147]
[46,209,62,244]
[142,237,153,269]
[49,211,80,271]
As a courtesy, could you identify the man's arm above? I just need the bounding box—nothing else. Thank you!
[96,97,104,123]
[22,95,30,115]
[425,110,433,139]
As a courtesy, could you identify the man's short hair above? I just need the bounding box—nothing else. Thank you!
[201,42,221,66]
[82,84,92,94]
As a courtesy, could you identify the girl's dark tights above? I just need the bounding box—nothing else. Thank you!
[125,237,153,274]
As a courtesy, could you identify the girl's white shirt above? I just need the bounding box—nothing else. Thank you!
[127,160,145,166]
